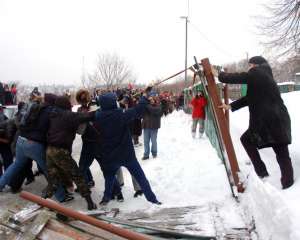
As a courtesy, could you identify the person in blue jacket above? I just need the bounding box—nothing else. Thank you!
[95,89,161,205]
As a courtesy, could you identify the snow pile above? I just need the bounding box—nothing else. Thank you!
[231,91,300,240]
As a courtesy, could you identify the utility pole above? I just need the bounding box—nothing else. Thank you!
[180,16,188,88]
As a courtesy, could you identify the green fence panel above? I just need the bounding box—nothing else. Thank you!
[184,83,223,159]
[295,84,300,91]
[241,84,247,97]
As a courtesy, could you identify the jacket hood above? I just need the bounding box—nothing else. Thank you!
[98,93,118,110]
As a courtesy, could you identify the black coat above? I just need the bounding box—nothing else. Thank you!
[218,64,291,149]
[47,108,94,151]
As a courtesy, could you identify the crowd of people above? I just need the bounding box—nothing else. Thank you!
[0,55,294,213]
[0,82,17,106]
[0,84,185,210]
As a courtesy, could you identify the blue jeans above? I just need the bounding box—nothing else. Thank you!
[102,159,158,203]
[0,137,65,201]
[143,129,158,157]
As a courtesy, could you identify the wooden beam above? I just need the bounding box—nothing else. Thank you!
[21,210,51,240]
[20,191,151,240]
[201,58,244,193]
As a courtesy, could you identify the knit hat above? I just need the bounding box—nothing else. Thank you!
[55,96,72,110]
[248,56,268,65]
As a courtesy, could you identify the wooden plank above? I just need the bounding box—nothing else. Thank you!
[38,228,76,240]
[46,219,93,240]
[201,58,244,193]
[0,224,19,240]
[68,221,127,240]
[10,204,41,224]
[97,216,216,240]
[0,211,24,233]
[21,210,51,240]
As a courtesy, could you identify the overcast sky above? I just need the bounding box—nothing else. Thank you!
[0,0,269,86]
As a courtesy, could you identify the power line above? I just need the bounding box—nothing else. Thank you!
[189,21,237,59]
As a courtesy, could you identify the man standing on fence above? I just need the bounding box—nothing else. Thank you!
[190,91,207,138]
[218,56,294,189]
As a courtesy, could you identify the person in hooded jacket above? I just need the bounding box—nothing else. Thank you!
[95,89,161,205]
[218,56,294,189]
[190,91,207,138]
[44,96,97,210]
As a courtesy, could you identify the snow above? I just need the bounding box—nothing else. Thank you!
[277,81,295,85]
[230,91,300,240]
[72,91,300,239]
[1,91,300,239]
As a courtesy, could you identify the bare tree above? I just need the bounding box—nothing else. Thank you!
[89,53,136,89]
[259,0,300,56]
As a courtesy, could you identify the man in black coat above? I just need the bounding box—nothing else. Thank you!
[218,56,294,189]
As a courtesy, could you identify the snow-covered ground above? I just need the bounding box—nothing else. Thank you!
[230,91,300,240]
[64,91,300,239]
[0,91,299,239]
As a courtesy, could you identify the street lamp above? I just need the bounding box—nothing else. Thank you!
[180,16,188,88]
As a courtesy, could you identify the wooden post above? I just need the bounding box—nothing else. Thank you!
[20,191,151,240]
[223,84,229,129]
[192,73,197,85]
[201,58,244,193]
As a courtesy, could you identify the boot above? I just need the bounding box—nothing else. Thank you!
[133,190,143,198]
[99,197,110,206]
[85,195,97,210]
[116,192,124,202]
[152,200,162,205]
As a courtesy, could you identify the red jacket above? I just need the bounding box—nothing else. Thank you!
[190,96,207,119]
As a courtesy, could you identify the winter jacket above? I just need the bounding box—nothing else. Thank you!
[77,105,101,142]
[142,104,163,129]
[0,119,17,143]
[47,108,95,151]
[20,104,53,144]
[128,99,142,136]
[190,96,207,119]
[179,95,184,107]
[95,93,148,170]
[218,63,291,148]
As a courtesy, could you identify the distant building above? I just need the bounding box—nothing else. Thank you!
[296,73,300,84]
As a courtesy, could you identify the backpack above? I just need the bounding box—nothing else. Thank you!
[19,102,42,131]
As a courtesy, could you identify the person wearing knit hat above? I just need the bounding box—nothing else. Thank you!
[218,56,294,189]
[248,56,268,65]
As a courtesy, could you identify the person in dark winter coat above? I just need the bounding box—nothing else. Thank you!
[76,89,98,187]
[8,101,35,192]
[95,91,161,205]
[0,94,67,202]
[0,118,16,176]
[218,56,294,189]
[142,95,163,160]
[0,82,5,105]
[44,96,97,210]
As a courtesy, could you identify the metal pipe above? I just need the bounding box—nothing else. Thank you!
[20,191,150,240]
